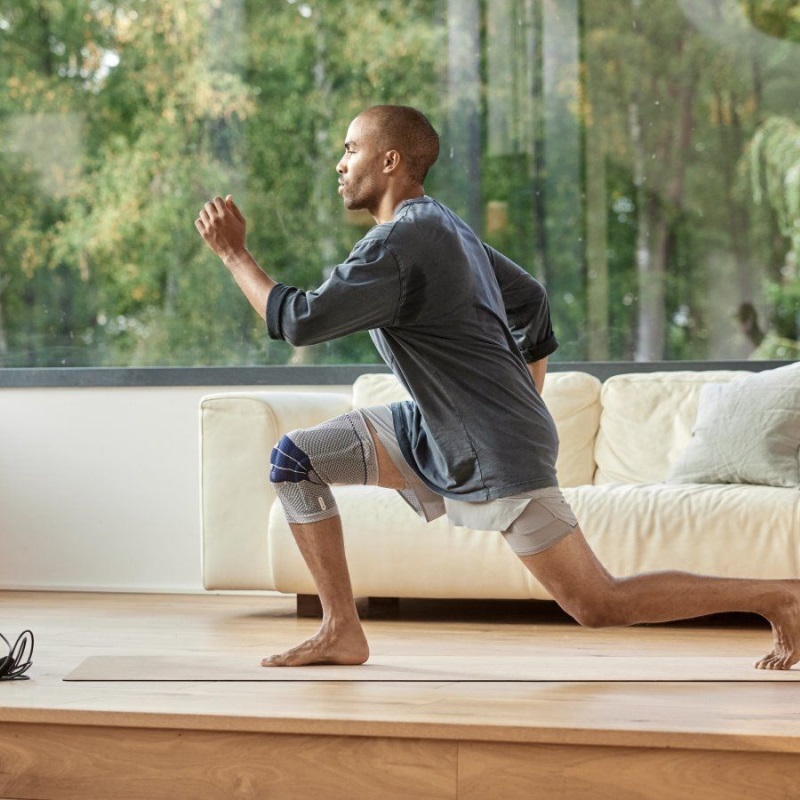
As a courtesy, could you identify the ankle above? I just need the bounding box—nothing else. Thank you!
[760,583,798,619]
[321,608,363,633]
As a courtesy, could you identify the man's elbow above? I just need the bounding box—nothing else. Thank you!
[281,320,331,348]
[283,327,315,348]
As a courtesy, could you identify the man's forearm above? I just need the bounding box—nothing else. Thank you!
[223,249,277,322]
[528,357,548,394]
[195,195,276,319]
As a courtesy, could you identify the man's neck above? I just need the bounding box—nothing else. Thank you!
[372,185,425,224]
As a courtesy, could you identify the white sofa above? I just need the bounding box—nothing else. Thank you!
[200,370,800,604]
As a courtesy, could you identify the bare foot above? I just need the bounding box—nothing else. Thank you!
[261,621,369,667]
[755,581,800,670]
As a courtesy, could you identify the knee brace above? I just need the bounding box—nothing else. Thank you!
[269,411,378,524]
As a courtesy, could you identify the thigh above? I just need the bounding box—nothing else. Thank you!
[359,406,447,523]
[516,526,615,602]
[364,419,407,490]
[357,405,414,491]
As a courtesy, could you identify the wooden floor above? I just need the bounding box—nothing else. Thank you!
[1,591,799,799]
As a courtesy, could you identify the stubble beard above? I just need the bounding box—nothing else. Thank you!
[342,181,378,215]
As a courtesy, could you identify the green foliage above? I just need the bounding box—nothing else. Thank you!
[750,116,800,260]
[748,115,800,345]
[1,0,800,367]
[0,0,443,366]
[764,274,800,339]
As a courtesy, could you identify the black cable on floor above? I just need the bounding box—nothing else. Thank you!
[0,630,34,680]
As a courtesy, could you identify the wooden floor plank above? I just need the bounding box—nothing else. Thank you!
[0,722,457,800]
[458,741,800,800]
[1,590,798,755]
[2,591,800,799]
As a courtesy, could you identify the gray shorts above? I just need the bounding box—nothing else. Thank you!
[358,405,578,557]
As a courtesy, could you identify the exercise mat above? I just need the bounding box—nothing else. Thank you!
[64,654,800,682]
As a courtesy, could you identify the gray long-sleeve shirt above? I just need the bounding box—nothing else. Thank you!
[267,196,559,501]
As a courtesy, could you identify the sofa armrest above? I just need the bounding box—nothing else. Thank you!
[200,391,353,590]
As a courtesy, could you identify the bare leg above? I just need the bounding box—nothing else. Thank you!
[261,514,369,666]
[262,421,406,667]
[518,527,800,670]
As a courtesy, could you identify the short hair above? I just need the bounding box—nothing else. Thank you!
[361,105,440,184]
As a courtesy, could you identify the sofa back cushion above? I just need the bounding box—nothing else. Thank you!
[542,372,601,486]
[353,371,601,488]
[353,373,412,407]
[594,370,749,485]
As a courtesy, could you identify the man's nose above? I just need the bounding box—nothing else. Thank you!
[336,160,345,174]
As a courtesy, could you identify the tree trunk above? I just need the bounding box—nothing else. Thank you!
[721,90,754,303]
[585,141,609,361]
[630,2,696,362]
[628,86,654,361]
[629,0,653,361]
[446,0,482,233]
[583,4,609,361]
[0,276,9,357]
[642,195,668,362]
[531,0,547,285]
[312,17,336,267]
[288,14,337,368]
[638,66,696,361]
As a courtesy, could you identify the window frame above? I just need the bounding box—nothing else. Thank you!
[0,361,792,388]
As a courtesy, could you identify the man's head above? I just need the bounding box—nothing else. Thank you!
[361,105,440,184]
[336,105,439,219]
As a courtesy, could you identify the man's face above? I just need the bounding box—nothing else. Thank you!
[336,115,388,213]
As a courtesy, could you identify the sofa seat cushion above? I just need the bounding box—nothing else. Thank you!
[266,482,799,601]
[267,486,553,600]
[563,482,800,580]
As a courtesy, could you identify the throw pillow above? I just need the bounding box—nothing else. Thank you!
[667,362,800,487]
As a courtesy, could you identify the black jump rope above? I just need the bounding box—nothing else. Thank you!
[0,630,34,680]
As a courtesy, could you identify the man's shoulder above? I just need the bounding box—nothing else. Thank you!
[346,229,391,265]
[350,197,469,263]
[348,205,423,253]
[344,228,401,272]
[383,196,463,244]
[394,196,452,225]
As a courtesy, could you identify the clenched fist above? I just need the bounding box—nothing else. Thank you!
[195,195,247,265]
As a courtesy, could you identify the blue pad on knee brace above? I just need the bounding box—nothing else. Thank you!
[270,434,313,483]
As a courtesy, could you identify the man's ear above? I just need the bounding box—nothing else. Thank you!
[383,149,401,173]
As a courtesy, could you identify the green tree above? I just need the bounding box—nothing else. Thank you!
[749,115,800,354]
[4,0,800,368]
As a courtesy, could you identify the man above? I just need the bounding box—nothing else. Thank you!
[196,105,799,670]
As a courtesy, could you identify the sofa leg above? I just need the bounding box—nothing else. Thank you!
[296,594,400,618]
[367,597,400,617]
[296,593,323,618]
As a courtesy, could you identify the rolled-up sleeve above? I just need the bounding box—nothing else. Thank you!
[266,238,403,346]
[484,244,558,362]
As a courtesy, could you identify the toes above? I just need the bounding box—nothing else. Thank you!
[261,647,308,667]
[756,655,781,670]
[260,638,332,667]
[755,653,796,670]
[755,652,775,669]
[773,653,798,671]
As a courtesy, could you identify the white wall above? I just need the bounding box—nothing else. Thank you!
[0,384,349,593]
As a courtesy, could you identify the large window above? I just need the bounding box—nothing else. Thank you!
[1,0,798,367]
